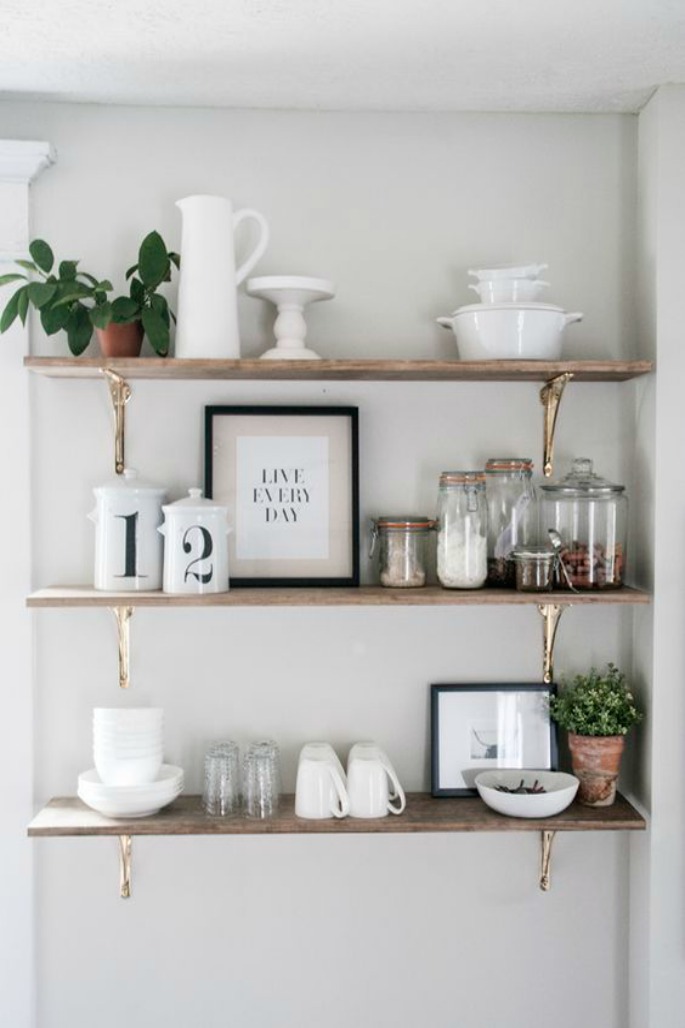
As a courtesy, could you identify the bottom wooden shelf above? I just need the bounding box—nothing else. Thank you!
[28,792,645,837]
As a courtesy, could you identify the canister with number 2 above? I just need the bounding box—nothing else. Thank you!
[158,489,231,594]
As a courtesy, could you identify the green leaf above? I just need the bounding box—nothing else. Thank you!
[58,260,78,281]
[89,301,113,329]
[169,251,180,270]
[97,279,113,293]
[29,239,54,274]
[80,272,99,287]
[0,273,27,287]
[124,263,138,281]
[141,306,169,356]
[0,285,24,332]
[15,259,38,273]
[27,281,58,309]
[129,277,145,305]
[65,305,92,356]
[40,302,71,335]
[137,231,169,290]
[111,296,140,323]
[150,292,170,326]
[17,287,29,325]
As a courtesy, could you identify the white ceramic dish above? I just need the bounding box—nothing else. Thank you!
[475,770,579,818]
[468,279,549,304]
[78,765,183,818]
[468,263,548,281]
[437,303,582,360]
[94,752,163,787]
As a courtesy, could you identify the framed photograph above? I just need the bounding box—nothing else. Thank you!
[205,405,359,587]
[430,683,558,796]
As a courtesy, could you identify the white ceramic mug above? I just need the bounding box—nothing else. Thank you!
[346,742,406,818]
[295,743,349,819]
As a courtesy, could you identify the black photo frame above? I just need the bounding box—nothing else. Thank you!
[205,405,359,587]
[431,682,558,796]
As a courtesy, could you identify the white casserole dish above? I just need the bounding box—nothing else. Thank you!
[437,303,583,360]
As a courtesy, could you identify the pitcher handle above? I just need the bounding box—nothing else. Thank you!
[378,751,406,815]
[233,209,270,286]
[329,763,350,818]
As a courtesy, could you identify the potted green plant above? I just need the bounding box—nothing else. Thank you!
[548,662,642,807]
[0,231,179,357]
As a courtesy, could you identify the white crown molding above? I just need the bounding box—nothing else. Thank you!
[0,140,56,184]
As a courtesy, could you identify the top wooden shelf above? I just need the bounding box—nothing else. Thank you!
[24,357,654,383]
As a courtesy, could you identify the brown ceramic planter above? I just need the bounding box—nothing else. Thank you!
[95,321,144,358]
[568,733,625,807]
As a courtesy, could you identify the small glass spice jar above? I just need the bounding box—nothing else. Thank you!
[436,472,488,589]
[511,546,555,592]
[370,516,436,588]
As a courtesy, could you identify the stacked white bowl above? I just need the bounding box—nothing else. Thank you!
[467,262,549,303]
[78,707,183,818]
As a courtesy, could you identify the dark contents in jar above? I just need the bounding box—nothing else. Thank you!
[555,541,624,589]
[487,556,516,588]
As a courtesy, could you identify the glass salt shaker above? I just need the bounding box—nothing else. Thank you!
[484,457,537,587]
[370,516,436,587]
[436,472,488,589]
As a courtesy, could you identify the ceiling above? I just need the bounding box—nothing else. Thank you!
[2,0,684,114]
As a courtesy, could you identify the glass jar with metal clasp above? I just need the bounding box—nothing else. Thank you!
[484,457,537,587]
[369,515,436,588]
[436,471,488,589]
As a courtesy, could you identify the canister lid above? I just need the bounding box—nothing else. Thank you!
[373,515,436,530]
[485,458,534,474]
[439,471,486,486]
[539,458,625,495]
[162,488,228,514]
[93,468,167,496]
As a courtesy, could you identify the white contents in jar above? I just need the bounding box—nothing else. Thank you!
[437,528,487,588]
[379,533,426,587]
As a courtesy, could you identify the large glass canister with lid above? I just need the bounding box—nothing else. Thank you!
[436,471,488,589]
[539,457,627,589]
[484,457,537,587]
[370,516,436,587]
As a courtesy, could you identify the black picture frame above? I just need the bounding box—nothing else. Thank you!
[430,682,558,797]
[205,405,360,587]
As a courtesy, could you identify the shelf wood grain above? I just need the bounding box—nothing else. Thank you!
[24,356,653,383]
[28,793,646,838]
[26,585,651,609]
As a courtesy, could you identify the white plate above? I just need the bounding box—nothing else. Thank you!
[77,766,184,818]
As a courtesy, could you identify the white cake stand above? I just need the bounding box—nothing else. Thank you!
[246,275,335,360]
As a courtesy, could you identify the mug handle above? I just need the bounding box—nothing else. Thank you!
[328,763,350,818]
[378,752,406,815]
[233,209,270,285]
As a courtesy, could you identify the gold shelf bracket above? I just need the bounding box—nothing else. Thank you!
[540,372,574,477]
[539,830,557,891]
[118,835,132,899]
[537,602,566,685]
[111,605,134,689]
[101,369,132,475]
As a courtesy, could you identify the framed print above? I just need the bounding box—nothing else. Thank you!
[430,683,557,796]
[205,405,359,587]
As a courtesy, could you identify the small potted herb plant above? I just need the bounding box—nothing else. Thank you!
[549,662,643,806]
[0,231,179,357]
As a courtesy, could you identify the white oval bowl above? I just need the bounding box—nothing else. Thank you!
[438,304,582,360]
[468,263,548,281]
[475,770,579,818]
[94,752,163,787]
[468,279,549,304]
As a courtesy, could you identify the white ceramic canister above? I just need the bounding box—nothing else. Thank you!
[158,488,231,594]
[89,469,167,591]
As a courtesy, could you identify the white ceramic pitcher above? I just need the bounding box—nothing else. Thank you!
[174,194,269,359]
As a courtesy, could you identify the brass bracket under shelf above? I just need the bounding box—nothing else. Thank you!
[118,835,132,898]
[540,372,574,477]
[537,602,566,684]
[101,369,132,475]
[539,830,556,891]
[111,606,134,689]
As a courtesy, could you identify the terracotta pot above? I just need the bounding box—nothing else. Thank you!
[567,733,625,807]
[95,321,144,358]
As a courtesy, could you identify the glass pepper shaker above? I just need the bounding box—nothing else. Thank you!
[436,472,488,589]
[370,516,436,587]
[484,457,537,587]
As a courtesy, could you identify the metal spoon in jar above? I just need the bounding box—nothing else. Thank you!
[547,529,579,592]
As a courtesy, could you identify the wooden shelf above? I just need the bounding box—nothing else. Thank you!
[27,585,651,609]
[24,356,653,383]
[28,792,646,838]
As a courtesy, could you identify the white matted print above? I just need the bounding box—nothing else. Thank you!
[205,406,359,585]
[431,683,557,796]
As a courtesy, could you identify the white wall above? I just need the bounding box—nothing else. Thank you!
[0,102,645,1028]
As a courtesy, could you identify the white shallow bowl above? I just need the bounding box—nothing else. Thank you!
[468,279,549,304]
[437,303,583,360]
[468,263,548,281]
[78,765,183,818]
[94,752,163,786]
[475,770,579,818]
